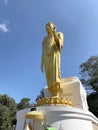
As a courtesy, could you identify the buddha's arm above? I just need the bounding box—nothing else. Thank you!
[52,31,64,52]
[52,31,60,51]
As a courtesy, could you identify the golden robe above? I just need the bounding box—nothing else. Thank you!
[41,32,64,87]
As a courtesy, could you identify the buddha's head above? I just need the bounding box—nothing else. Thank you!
[45,22,56,34]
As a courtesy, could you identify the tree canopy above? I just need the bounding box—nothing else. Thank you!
[17,97,33,110]
[79,55,98,117]
[0,94,17,130]
[0,94,33,130]
[80,55,98,92]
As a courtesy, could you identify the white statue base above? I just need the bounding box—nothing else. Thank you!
[37,106,98,130]
[16,106,98,130]
[43,76,88,110]
[16,77,98,130]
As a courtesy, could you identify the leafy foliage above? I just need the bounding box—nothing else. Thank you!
[35,89,44,101]
[80,56,98,92]
[0,95,34,129]
[17,98,33,110]
[79,55,98,117]
[87,92,98,117]
[0,94,17,130]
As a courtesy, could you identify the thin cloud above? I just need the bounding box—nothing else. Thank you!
[4,0,8,6]
[0,22,10,33]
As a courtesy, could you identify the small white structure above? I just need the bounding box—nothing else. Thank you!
[16,77,98,130]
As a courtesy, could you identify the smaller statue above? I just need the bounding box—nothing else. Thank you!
[41,22,64,90]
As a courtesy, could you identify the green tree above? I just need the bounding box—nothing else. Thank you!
[79,55,98,117]
[0,94,17,130]
[17,98,33,110]
[0,94,34,129]
[80,56,98,92]
[87,92,98,117]
[35,89,44,102]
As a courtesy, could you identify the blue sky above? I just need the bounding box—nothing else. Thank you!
[0,0,98,103]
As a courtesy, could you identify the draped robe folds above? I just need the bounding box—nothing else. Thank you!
[41,32,64,87]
